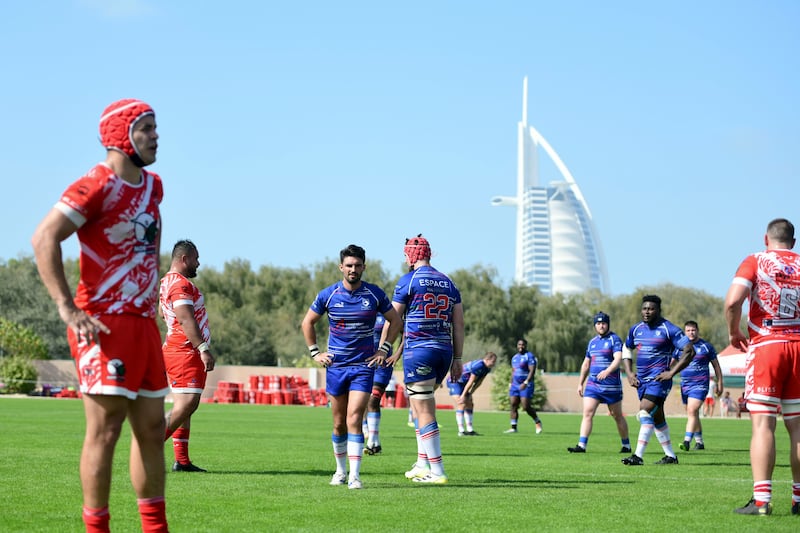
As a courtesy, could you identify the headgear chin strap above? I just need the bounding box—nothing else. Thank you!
[99,99,155,168]
[404,234,431,266]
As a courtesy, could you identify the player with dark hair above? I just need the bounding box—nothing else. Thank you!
[677,320,722,452]
[725,218,800,516]
[160,239,215,472]
[621,295,695,466]
[504,338,543,434]
[388,235,464,484]
[301,244,402,490]
[31,99,169,532]
[568,312,631,454]
[447,352,497,436]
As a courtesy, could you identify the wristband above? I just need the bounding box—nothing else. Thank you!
[308,344,320,357]
[453,356,462,360]
[196,342,210,353]
[378,341,392,354]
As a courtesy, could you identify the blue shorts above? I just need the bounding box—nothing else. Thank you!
[637,379,672,401]
[373,365,394,388]
[681,385,709,404]
[446,378,466,396]
[326,365,374,396]
[509,377,534,399]
[583,381,623,405]
[402,347,451,385]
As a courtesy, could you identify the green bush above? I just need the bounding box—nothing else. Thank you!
[490,362,548,411]
[0,317,49,360]
[0,356,38,394]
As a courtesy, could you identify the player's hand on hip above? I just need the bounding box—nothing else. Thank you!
[60,303,111,341]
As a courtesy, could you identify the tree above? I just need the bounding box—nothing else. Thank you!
[0,257,70,358]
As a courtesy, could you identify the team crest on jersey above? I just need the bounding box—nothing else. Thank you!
[361,298,372,309]
[107,359,126,381]
[132,212,158,246]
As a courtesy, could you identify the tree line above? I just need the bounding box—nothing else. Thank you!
[0,255,730,372]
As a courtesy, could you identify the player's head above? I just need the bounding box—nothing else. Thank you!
[684,320,699,341]
[593,311,610,325]
[339,244,366,264]
[593,311,610,333]
[766,218,795,249]
[641,294,661,324]
[404,234,431,268]
[339,244,366,285]
[171,239,199,278]
[99,99,157,167]
[516,338,527,353]
[484,351,498,368]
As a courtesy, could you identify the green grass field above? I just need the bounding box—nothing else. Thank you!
[0,397,797,532]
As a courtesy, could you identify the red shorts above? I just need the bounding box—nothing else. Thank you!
[745,339,800,418]
[163,344,207,393]
[68,315,168,399]
[704,397,714,406]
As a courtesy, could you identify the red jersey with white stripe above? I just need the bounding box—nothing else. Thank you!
[55,163,162,317]
[159,271,210,348]
[732,249,800,343]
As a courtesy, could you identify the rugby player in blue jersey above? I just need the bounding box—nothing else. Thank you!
[504,339,543,434]
[389,235,464,485]
[363,314,395,455]
[567,312,631,454]
[621,294,695,465]
[447,352,498,436]
[301,244,402,489]
[676,320,723,452]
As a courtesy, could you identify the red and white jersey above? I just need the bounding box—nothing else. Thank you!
[732,249,800,343]
[55,163,162,317]
[159,271,210,349]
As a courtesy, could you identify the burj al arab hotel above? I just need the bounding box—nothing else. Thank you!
[491,77,609,296]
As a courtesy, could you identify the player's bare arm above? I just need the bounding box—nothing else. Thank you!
[31,209,110,339]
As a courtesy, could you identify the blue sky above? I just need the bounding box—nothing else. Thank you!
[2,1,798,299]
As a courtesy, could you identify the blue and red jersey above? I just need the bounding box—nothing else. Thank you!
[585,332,624,392]
[392,265,461,354]
[309,281,393,367]
[625,318,691,381]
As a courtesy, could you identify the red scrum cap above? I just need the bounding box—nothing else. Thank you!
[404,234,431,266]
[99,99,155,166]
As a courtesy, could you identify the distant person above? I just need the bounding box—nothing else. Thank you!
[567,312,631,454]
[446,352,497,436]
[160,239,215,472]
[385,374,397,404]
[301,244,402,490]
[720,391,735,418]
[504,339,543,434]
[363,314,395,455]
[703,379,717,418]
[677,321,723,452]
[621,295,695,466]
[737,392,748,419]
[388,235,464,485]
[31,98,169,531]
[724,218,800,516]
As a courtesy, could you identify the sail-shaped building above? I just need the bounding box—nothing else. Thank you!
[491,77,609,296]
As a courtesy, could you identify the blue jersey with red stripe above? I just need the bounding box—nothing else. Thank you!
[677,338,717,388]
[310,281,393,367]
[625,318,690,381]
[455,358,492,385]
[585,332,624,392]
[392,265,461,353]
